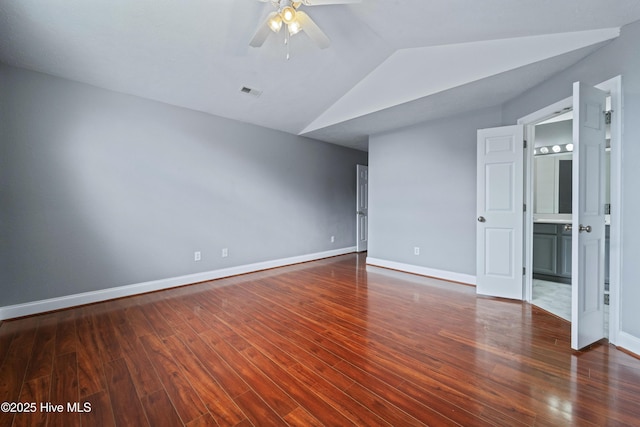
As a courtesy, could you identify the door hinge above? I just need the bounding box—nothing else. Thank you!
[523,204,527,212]
[524,140,527,149]
[523,267,526,275]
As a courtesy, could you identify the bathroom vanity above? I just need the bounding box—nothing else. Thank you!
[533,221,610,284]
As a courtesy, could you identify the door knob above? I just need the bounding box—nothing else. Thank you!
[579,224,592,233]
[564,224,572,232]
[477,216,486,223]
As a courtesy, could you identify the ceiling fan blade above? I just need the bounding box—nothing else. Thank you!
[296,11,330,49]
[226,0,269,55]
[249,11,279,47]
[301,0,362,5]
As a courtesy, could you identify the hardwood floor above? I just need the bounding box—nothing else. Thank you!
[1,253,639,426]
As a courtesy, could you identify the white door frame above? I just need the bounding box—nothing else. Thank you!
[517,76,622,345]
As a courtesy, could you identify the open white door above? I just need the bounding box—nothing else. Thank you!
[476,125,524,299]
[571,82,607,350]
[356,165,368,252]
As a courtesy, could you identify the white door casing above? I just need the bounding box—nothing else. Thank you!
[356,165,368,252]
[476,125,524,299]
[571,82,607,350]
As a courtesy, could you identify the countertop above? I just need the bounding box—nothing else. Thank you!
[533,214,611,225]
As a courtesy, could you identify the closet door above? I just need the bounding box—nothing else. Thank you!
[476,125,524,300]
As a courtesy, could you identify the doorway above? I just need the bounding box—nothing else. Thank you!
[530,107,612,324]
[356,164,368,252]
[519,77,621,347]
[531,112,574,321]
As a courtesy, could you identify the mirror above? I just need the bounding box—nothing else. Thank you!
[534,150,610,214]
[533,108,611,216]
[534,152,572,214]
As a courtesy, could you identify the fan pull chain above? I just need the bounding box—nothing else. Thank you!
[285,26,290,60]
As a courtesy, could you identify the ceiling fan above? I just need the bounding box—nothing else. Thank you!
[249,0,361,55]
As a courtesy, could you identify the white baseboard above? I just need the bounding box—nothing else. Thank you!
[366,257,476,286]
[616,331,640,358]
[0,247,356,320]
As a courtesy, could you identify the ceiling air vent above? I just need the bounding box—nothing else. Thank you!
[240,86,262,97]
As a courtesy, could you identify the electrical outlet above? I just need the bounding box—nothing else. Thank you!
[194,251,201,261]
[221,248,228,258]
[414,247,420,255]
[331,235,335,243]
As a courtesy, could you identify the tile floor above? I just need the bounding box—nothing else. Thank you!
[532,279,571,321]
[532,279,610,337]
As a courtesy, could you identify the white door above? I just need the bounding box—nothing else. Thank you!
[476,125,524,299]
[356,165,368,252]
[571,82,607,350]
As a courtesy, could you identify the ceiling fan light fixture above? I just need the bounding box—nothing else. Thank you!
[268,14,283,32]
[250,0,332,54]
[281,6,296,24]
[288,20,302,36]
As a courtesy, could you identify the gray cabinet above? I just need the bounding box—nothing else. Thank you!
[533,223,610,284]
[533,223,570,283]
[559,233,572,277]
[533,224,557,275]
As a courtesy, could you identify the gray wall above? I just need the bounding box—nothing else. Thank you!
[502,19,640,339]
[0,64,367,307]
[368,107,502,276]
[368,18,640,343]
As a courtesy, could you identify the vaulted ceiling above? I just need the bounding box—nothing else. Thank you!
[2,0,640,151]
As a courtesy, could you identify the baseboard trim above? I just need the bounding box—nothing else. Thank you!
[616,331,640,358]
[366,257,476,286]
[0,247,356,320]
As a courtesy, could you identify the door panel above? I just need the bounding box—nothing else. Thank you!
[486,229,514,276]
[533,234,557,275]
[486,163,514,210]
[571,82,607,350]
[476,125,524,299]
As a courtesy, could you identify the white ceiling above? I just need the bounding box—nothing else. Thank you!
[2,0,640,151]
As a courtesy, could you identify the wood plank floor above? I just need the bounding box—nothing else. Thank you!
[1,253,639,426]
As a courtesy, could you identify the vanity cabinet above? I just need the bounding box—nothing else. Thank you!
[558,226,573,277]
[533,223,570,283]
[533,223,610,284]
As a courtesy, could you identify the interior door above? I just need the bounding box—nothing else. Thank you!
[356,164,368,252]
[571,82,607,350]
[476,125,524,299]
